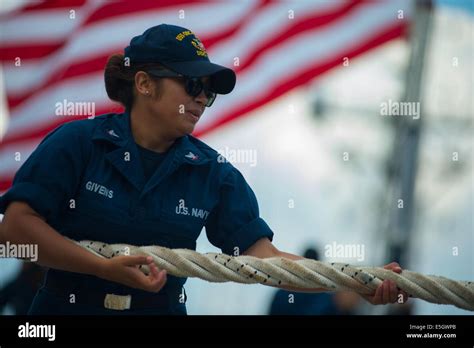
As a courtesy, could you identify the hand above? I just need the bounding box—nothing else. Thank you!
[96,255,167,293]
[361,262,409,305]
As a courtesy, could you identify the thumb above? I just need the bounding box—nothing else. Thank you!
[384,262,402,272]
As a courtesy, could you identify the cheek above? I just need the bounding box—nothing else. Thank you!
[165,88,191,115]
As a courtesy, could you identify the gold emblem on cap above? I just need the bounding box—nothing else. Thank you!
[191,38,208,57]
[176,30,193,41]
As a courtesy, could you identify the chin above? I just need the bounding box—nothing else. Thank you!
[180,124,195,136]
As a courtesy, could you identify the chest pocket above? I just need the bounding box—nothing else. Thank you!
[73,176,131,224]
[158,182,214,241]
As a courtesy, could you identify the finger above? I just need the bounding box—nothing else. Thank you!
[399,290,409,303]
[132,267,164,292]
[123,255,150,266]
[389,280,398,303]
[148,270,167,292]
[372,283,384,305]
[138,257,156,271]
[384,262,401,271]
[382,280,390,304]
[148,262,161,279]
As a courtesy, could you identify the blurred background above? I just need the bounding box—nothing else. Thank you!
[0,0,472,315]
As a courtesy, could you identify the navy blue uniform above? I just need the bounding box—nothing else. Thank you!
[269,290,345,315]
[0,111,274,315]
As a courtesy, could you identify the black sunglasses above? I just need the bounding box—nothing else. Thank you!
[147,70,217,107]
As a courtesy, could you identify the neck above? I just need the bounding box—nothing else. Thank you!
[130,106,176,153]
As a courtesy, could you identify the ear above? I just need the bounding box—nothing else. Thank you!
[134,71,153,97]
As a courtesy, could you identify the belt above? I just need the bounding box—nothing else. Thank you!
[43,273,184,311]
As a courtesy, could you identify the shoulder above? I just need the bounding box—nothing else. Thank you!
[186,135,220,159]
[49,113,115,137]
[186,135,246,185]
[32,113,120,162]
[187,135,235,172]
[40,113,117,146]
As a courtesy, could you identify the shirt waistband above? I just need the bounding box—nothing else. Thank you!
[43,269,186,310]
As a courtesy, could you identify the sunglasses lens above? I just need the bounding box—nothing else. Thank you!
[185,78,216,107]
[185,79,201,97]
[205,92,216,107]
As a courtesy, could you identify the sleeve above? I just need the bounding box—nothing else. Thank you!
[205,167,274,255]
[0,122,89,221]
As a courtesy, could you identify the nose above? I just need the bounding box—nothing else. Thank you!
[194,89,208,107]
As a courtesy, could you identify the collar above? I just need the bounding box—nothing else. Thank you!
[92,111,212,166]
[91,111,213,194]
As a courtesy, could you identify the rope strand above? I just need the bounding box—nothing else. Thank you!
[76,240,474,311]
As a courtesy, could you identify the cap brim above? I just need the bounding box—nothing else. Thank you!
[164,60,236,94]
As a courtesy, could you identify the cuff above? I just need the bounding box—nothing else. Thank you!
[222,217,274,255]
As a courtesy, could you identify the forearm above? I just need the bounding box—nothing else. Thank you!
[3,202,106,277]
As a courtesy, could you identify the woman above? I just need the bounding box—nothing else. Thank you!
[0,24,407,315]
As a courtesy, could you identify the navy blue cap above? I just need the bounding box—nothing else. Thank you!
[124,24,236,94]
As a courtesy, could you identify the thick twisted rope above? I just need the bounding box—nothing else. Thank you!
[76,240,474,311]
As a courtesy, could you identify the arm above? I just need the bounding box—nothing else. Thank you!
[2,201,166,292]
[243,238,408,305]
[0,124,166,293]
[4,202,108,275]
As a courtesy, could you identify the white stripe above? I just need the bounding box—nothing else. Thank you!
[197,0,412,131]
[0,139,36,177]
[4,73,109,139]
[0,1,106,44]
[209,0,348,67]
[0,10,78,44]
[3,0,411,143]
[1,1,411,178]
[3,1,256,95]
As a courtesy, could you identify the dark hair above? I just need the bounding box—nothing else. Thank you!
[104,53,165,110]
[303,247,320,261]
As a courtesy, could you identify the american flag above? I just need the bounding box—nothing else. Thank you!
[0,0,412,192]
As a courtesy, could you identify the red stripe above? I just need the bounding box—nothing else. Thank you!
[83,0,201,26]
[0,23,406,191]
[0,0,204,62]
[5,1,360,112]
[1,21,407,148]
[19,0,87,12]
[1,0,87,43]
[0,43,65,61]
[0,104,124,147]
[202,0,273,50]
[232,1,362,75]
[6,53,113,110]
[0,178,13,193]
[0,0,85,24]
[194,22,408,138]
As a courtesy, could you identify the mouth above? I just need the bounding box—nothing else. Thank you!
[186,110,201,123]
